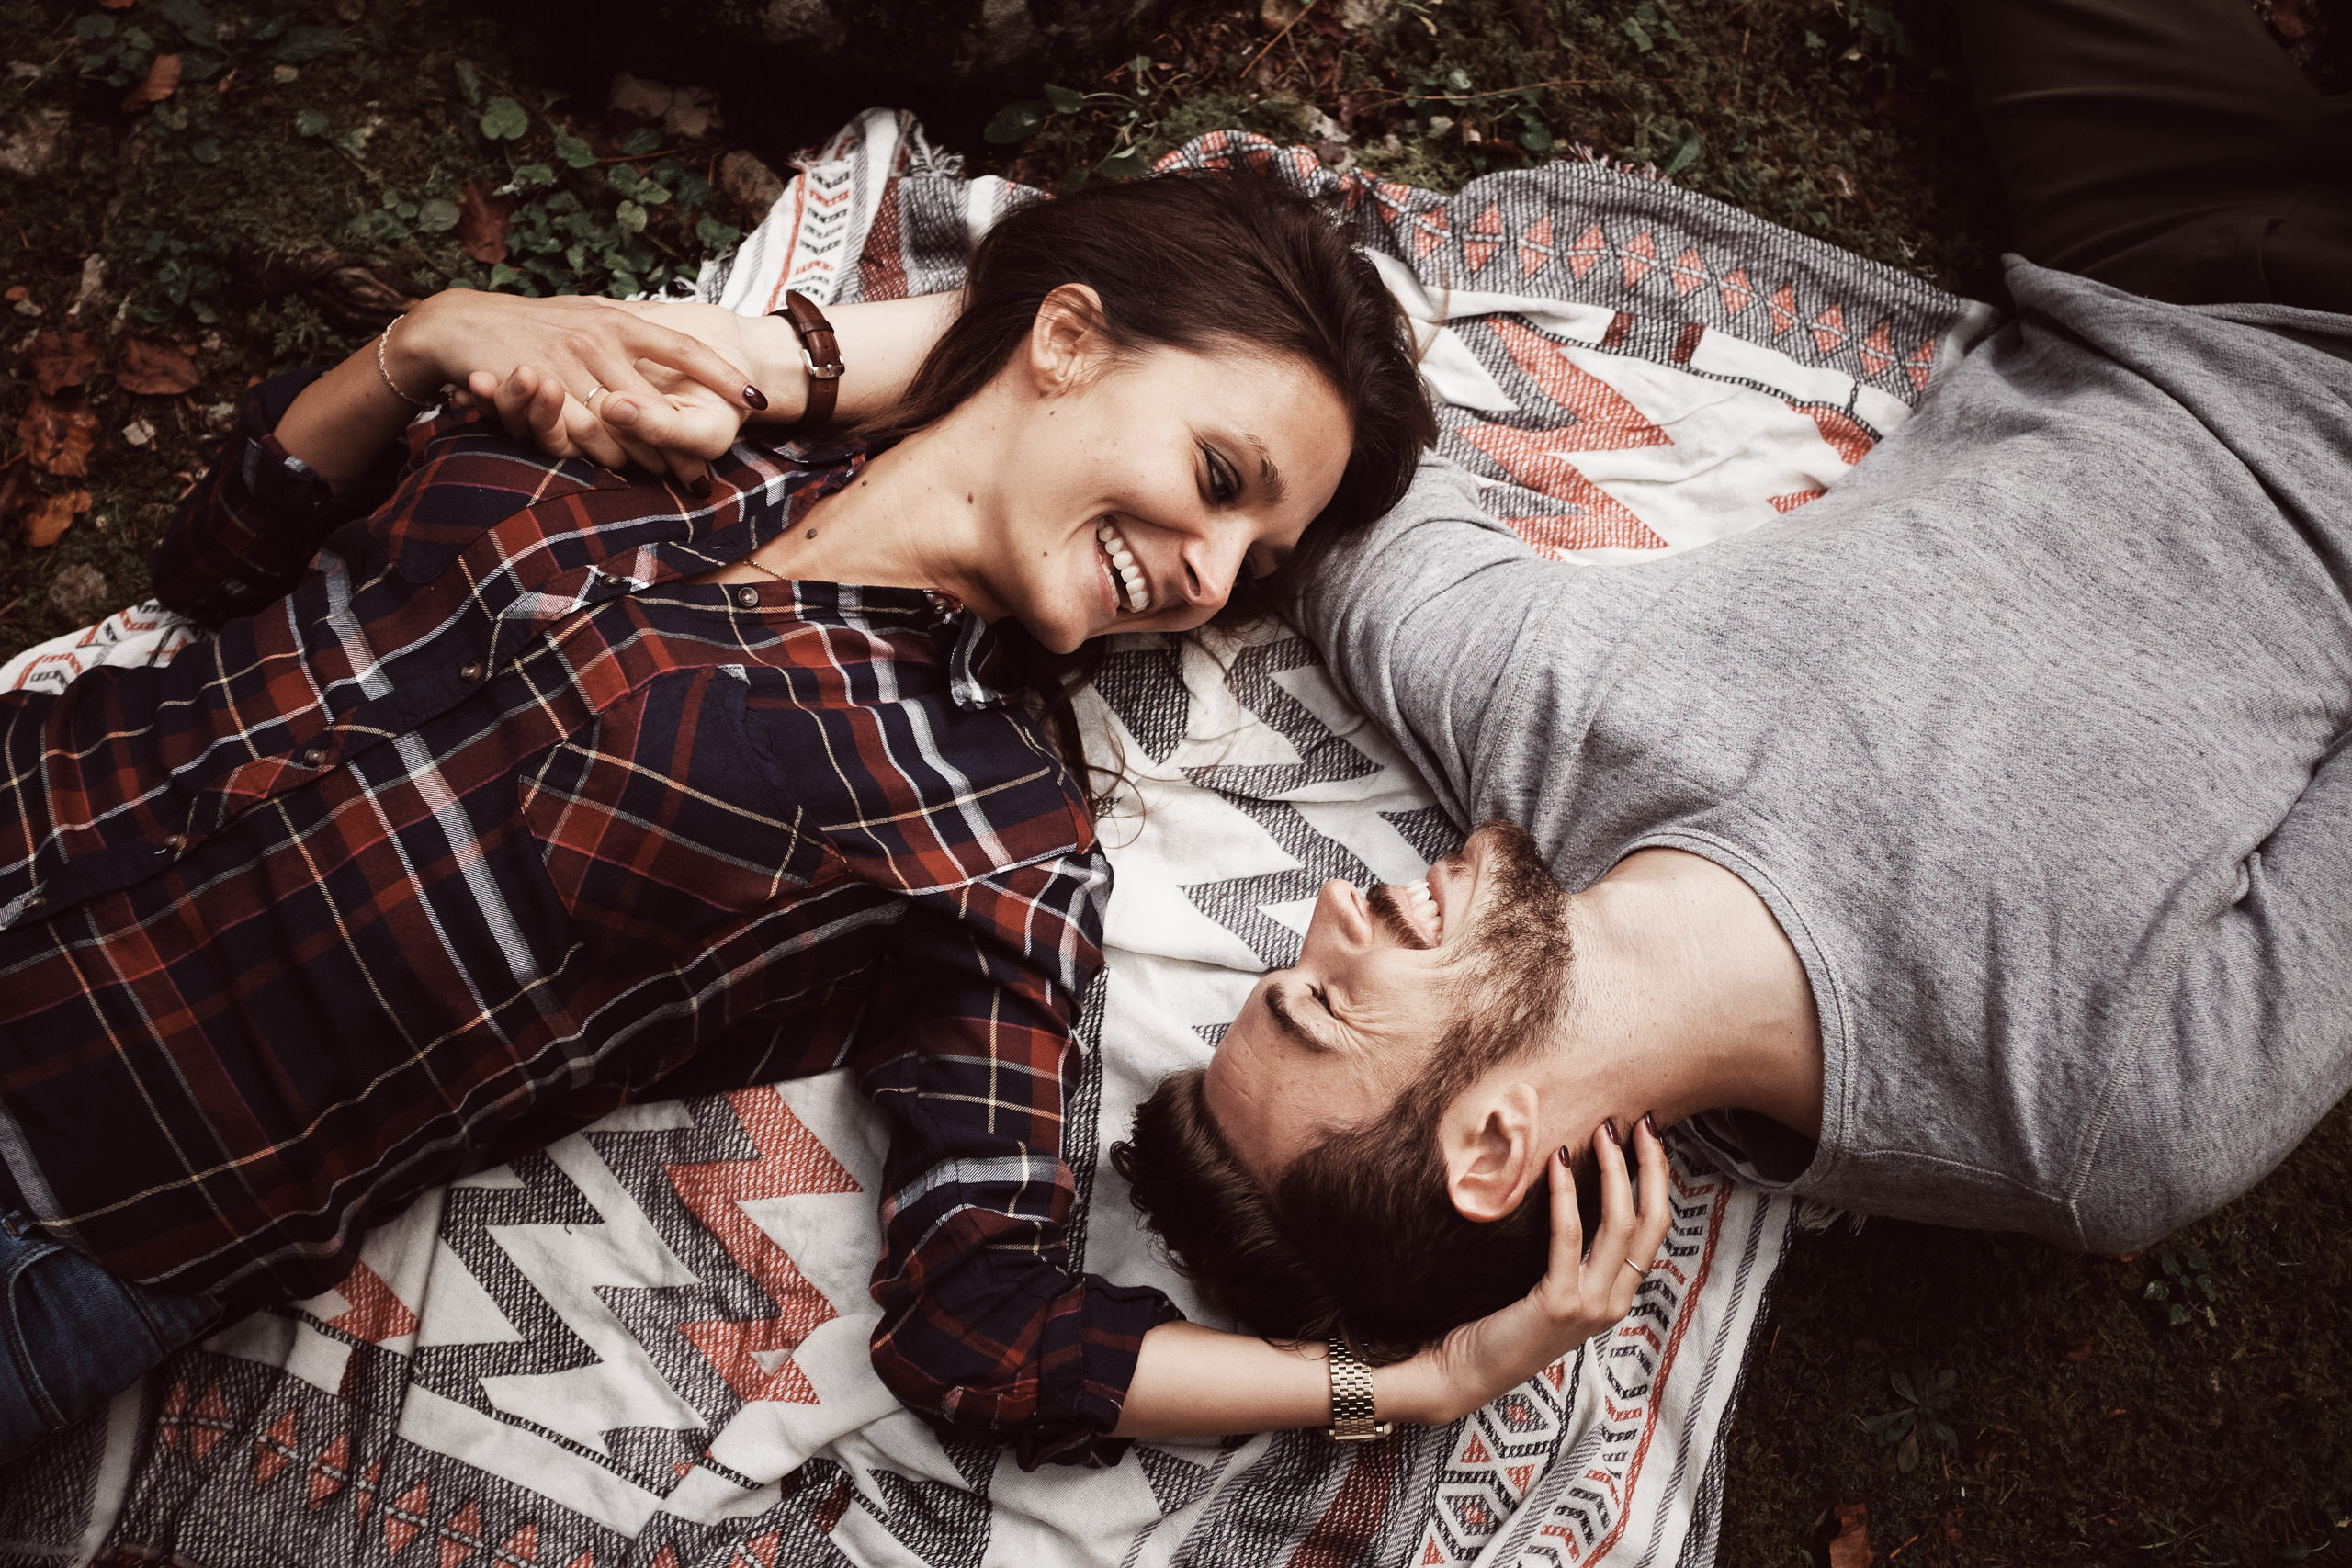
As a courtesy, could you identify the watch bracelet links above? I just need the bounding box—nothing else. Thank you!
[770,289,845,428]
[1325,1332,1394,1443]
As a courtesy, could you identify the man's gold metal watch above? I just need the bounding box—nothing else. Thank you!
[1324,1333,1394,1443]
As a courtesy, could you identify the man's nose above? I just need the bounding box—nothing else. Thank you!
[1306,878,1372,953]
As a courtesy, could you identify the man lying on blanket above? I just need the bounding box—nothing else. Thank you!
[1118,0,2352,1427]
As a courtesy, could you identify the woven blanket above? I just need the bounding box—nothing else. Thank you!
[0,108,1990,1568]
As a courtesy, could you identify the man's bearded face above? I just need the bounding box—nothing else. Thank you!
[1201,821,1572,1183]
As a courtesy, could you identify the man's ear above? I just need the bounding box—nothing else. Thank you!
[1024,282,1113,397]
[1441,1080,1544,1223]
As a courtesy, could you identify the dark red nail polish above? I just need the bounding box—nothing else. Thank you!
[690,475,712,499]
[1557,1145,1572,1168]
[1604,1118,1623,1145]
[1641,1112,1660,1140]
[742,385,769,412]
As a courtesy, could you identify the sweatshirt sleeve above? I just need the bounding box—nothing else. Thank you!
[1290,455,1553,829]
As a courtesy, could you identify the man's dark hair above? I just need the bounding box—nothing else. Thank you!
[1112,824,1596,1364]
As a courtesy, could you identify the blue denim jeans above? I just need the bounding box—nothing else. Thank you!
[0,1210,220,1465]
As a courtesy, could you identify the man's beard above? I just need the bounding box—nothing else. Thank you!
[1370,820,1574,1062]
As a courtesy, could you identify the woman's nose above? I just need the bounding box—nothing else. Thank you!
[1176,533,1250,613]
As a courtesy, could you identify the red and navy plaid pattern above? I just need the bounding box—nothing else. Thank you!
[0,374,1169,1466]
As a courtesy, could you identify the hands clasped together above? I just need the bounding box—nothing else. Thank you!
[382,289,788,490]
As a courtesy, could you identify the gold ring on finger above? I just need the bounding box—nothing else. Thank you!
[1622,1258,1646,1277]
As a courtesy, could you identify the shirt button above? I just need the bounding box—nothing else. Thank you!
[459,661,485,682]
[300,744,329,767]
[734,585,761,609]
[21,892,42,911]
[164,833,187,852]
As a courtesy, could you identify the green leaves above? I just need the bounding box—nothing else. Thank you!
[1098,145,1150,180]
[1664,129,1703,177]
[2143,1244,2224,1328]
[415,198,461,233]
[453,60,484,107]
[619,126,664,156]
[295,109,330,138]
[983,101,1046,144]
[156,0,219,49]
[270,26,348,64]
[552,132,596,170]
[1043,84,1087,115]
[479,96,530,141]
[1860,1366,1958,1475]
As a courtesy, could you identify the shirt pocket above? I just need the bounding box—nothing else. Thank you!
[514,726,838,966]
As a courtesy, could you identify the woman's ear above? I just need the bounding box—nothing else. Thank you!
[1441,1080,1544,1223]
[1025,282,1112,396]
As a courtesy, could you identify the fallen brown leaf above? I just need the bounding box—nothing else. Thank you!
[1828,1502,1873,1568]
[24,490,92,548]
[457,180,514,265]
[19,394,99,477]
[98,0,134,8]
[123,52,182,111]
[28,330,98,395]
[117,336,201,396]
[2065,1334,2097,1363]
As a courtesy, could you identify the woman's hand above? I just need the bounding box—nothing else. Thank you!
[394,291,764,486]
[1381,1116,1675,1427]
[467,353,749,492]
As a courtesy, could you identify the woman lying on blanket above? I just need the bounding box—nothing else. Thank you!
[0,170,1668,1467]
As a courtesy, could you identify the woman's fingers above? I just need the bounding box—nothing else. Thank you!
[1584,1120,1639,1280]
[610,315,761,410]
[561,397,634,472]
[1544,1139,1586,1282]
[1604,1117,1674,1319]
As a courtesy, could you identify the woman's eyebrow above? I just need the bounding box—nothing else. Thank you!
[1249,436,1287,503]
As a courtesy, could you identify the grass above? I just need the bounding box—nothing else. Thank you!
[2,0,2345,1561]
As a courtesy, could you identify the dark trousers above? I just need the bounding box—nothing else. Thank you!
[1960,0,2352,313]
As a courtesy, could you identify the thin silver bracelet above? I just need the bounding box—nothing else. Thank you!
[375,316,436,411]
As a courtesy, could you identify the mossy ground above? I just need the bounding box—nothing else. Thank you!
[3,0,2346,1560]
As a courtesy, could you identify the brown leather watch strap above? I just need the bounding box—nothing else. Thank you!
[772,289,845,428]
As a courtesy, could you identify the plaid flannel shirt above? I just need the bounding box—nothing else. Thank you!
[0,373,1175,1467]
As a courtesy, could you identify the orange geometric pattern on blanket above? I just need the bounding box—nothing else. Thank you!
[319,1258,421,1344]
[1461,423,1669,554]
[665,1087,861,1404]
[1487,320,1672,454]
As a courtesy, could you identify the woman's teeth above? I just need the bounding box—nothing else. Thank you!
[1408,879,1442,938]
[1095,520,1151,614]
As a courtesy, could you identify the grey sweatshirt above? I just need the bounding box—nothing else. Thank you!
[1300,260,2352,1251]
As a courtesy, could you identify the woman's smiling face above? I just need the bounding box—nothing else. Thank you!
[973,295,1354,654]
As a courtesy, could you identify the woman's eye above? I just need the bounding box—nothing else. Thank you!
[1204,447,1238,505]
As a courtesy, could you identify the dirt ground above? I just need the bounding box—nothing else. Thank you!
[3,0,2349,1561]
